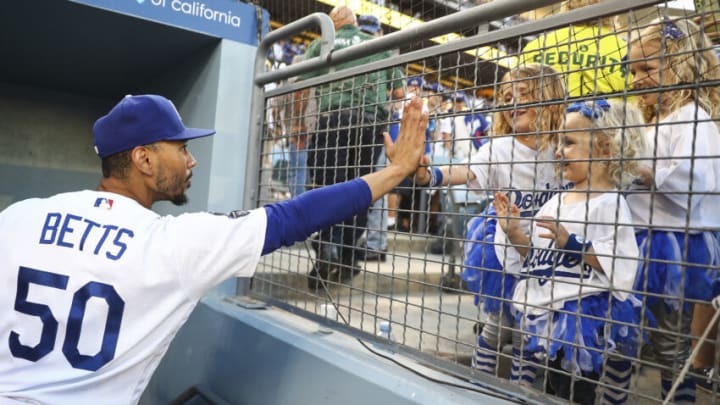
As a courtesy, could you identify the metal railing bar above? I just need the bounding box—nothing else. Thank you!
[263,0,663,98]
[255,0,566,87]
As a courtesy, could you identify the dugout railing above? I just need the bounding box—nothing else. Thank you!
[243,1,720,403]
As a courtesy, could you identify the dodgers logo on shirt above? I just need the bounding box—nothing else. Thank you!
[94,197,114,210]
[504,184,558,217]
[524,239,593,285]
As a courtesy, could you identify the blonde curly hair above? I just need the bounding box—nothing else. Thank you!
[629,17,720,122]
[493,64,566,151]
[564,99,647,188]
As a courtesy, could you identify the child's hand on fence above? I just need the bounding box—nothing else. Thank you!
[536,216,570,248]
[411,155,431,185]
[493,192,522,236]
[635,165,654,187]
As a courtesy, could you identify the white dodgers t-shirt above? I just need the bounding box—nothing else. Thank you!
[0,190,266,404]
[513,192,638,315]
[467,136,568,273]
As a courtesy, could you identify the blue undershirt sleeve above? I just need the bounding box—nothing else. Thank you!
[261,178,373,255]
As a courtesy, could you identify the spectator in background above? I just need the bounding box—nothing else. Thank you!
[299,6,404,287]
[363,75,432,256]
[282,54,315,197]
[425,82,446,116]
[423,82,444,149]
[424,82,447,156]
[358,14,383,37]
[360,14,392,261]
[520,0,628,98]
[438,92,489,160]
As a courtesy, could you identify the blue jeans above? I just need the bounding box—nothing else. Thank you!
[287,142,307,197]
[366,149,388,251]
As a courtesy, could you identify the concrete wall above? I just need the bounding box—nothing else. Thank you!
[0,39,255,217]
[140,296,506,405]
[0,83,108,210]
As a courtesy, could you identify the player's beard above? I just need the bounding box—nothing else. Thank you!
[155,166,189,206]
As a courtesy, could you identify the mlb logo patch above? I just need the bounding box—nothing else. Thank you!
[94,197,114,210]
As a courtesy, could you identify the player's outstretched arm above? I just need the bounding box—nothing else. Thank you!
[261,97,428,255]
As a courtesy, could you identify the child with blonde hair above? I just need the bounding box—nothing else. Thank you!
[626,16,720,403]
[495,99,646,404]
[412,64,569,384]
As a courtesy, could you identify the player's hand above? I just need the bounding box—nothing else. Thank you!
[536,216,569,248]
[493,192,522,236]
[384,131,395,162]
[384,97,428,177]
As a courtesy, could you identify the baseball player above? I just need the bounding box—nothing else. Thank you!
[0,94,428,404]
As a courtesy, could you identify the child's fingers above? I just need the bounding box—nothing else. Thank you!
[538,233,555,240]
[493,204,508,217]
[492,199,504,212]
[535,221,550,228]
[535,221,556,232]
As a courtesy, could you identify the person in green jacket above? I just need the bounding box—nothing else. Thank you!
[300,5,405,288]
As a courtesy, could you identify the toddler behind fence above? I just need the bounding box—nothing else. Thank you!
[495,99,646,405]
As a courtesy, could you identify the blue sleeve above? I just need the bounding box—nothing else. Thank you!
[262,178,373,255]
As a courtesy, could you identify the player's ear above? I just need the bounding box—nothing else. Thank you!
[130,145,155,176]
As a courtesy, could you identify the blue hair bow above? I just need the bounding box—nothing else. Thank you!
[566,99,611,119]
[662,17,684,40]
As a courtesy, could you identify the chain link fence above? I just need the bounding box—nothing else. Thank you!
[246,1,720,403]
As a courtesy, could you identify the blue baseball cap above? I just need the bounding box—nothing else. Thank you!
[93,95,215,158]
[358,15,381,34]
[423,82,445,93]
[451,92,468,104]
[407,76,423,88]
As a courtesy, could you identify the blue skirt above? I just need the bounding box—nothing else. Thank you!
[634,230,719,311]
[462,206,517,319]
[516,293,642,375]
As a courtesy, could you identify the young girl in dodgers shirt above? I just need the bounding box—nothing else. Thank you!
[412,64,569,382]
[625,17,720,404]
[495,99,646,404]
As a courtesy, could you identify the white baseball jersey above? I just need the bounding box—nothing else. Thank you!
[467,136,569,273]
[0,190,266,404]
[513,192,639,315]
[627,103,720,231]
